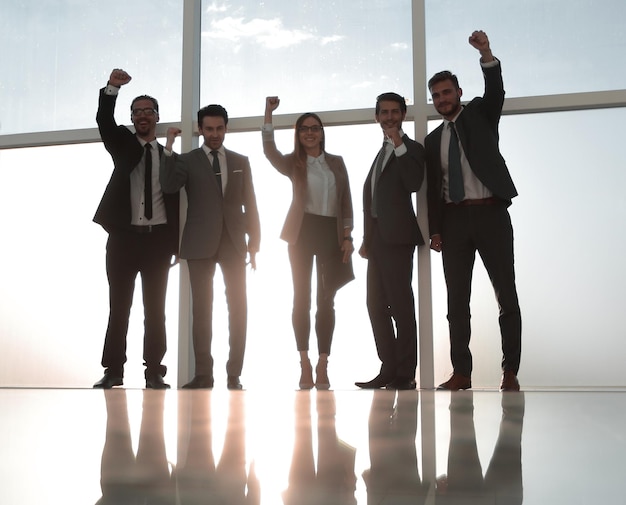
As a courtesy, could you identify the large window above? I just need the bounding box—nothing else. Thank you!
[0,0,183,135]
[200,0,413,117]
[1,0,625,388]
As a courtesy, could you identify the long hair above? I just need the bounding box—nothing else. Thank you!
[292,112,325,192]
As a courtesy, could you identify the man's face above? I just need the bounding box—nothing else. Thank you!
[430,79,463,120]
[375,100,406,132]
[199,115,227,150]
[131,98,159,139]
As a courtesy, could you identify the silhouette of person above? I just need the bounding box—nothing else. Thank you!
[174,392,259,504]
[362,390,426,504]
[282,391,356,505]
[436,391,524,504]
[97,389,174,504]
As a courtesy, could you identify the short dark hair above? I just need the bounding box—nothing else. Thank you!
[428,71,460,92]
[375,92,407,115]
[131,95,159,112]
[197,104,228,126]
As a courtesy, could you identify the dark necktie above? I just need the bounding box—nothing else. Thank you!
[448,122,465,203]
[144,143,153,219]
[211,150,222,195]
[371,141,387,217]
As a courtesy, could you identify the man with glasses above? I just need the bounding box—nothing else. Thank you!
[93,68,179,389]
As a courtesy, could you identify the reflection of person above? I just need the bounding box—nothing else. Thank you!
[362,390,425,504]
[282,391,357,505]
[355,92,425,391]
[263,97,354,390]
[162,105,261,390]
[175,392,260,505]
[93,68,179,390]
[425,31,522,392]
[97,389,174,504]
[436,391,524,504]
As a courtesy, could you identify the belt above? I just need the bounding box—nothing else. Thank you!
[129,224,167,234]
[446,197,501,207]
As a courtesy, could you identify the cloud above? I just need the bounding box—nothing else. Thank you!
[203,16,343,49]
[390,42,409,50]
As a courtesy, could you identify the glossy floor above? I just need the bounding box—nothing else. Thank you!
[1,387,624,504]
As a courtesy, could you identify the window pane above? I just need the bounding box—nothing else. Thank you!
[0,1,183,135]
[425,0,626,100]
[200,0,413,117]
[0,145,179,387]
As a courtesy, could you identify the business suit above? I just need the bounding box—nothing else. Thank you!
[94,87,179,381]
[263,135,354,355]
[161,145,260,380]
[425,59,521,379]
[362,133,425,384]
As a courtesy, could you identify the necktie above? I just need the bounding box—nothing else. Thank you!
[144,143,153,219]
[448,122,465,203]
[211,150,222,195]
[371,141,387,217]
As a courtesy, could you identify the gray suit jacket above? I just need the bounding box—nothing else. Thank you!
[161,147,260,260]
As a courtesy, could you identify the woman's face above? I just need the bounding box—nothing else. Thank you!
[298,117,324,153]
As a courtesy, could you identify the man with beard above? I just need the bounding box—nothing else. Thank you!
[93,68,179,389]
[355,92,425,390]
[425,30,521,392]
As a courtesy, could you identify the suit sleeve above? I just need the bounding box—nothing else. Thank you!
[397,137,425,193]
[424,134,443,237]
[96,88,134,167]
[262,129,296,178]
[160,151,189,194]
[242,158,261,251]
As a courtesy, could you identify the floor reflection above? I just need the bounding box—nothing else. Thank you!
[1,388,624,504]
[98,389,174,504]
[283,391,356,505]
[436,391,524,504]
[363,390,426,503]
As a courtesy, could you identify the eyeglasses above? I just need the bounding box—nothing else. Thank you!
[132,108,157,117]
[298,125,323,133]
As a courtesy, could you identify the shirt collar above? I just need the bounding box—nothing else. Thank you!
[307,152,326,164]
[202,144,225,157]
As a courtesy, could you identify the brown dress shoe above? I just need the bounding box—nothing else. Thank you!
[437,373,471,391]
[500,371,520,391]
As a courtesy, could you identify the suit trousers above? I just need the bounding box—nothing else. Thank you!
[366,221,417,381]
[102,228,171,377]
[187,230,247,377]
[441,203,522,376]
[287,213,338,355]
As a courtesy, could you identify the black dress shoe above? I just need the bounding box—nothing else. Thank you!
[227,376,243,390]
[182,375,214,389]
[355,374,391,389]
[93,374,123,389]
[145,374,170,389]
[386,378,416,390]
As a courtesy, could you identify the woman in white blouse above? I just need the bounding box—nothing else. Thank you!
[262,96,354,389]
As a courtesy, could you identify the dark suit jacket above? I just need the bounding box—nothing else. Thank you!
[161,147,261,260]
[93,88,179,255]
[363,134,425,248]
[425,61,517,238]
[262,138,353,247]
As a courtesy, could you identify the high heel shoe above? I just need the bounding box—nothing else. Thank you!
[299,360,314,390]
[315,359,330,390]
